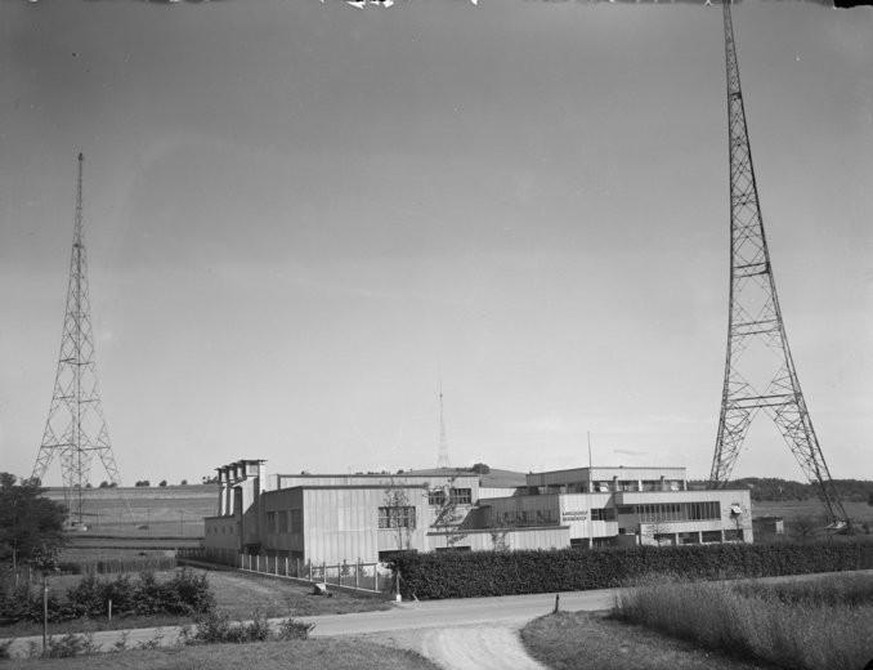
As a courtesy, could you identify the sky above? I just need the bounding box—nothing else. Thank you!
[1,0,871,487]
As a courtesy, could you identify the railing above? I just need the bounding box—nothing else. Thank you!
[178,547,389,594]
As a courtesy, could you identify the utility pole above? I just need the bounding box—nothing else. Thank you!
[710,2,848,528]
[32,153,123,525]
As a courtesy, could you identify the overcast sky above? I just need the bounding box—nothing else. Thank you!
[1,0,871,486]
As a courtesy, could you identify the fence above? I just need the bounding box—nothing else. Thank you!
[177,547,390,594]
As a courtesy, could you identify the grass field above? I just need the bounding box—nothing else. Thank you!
[753,500,873,526]
[43,485,218,538]
[522,611,772,670]
[1,567,389,639]
[1,638,440,670]
[613,573,873,670]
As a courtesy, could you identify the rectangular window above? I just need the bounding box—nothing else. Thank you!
[617,506,634,515]
[450,488,472,505]
[702,530,722,543]
[266,511,276,534]
[278,511,288,533]
[378,506,416,529]
[290,509,303,534]
[590,508,615,521]
[428,490,446,506]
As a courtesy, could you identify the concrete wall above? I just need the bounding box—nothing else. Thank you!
[204,515,240,550]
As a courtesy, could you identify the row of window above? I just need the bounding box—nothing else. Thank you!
[427,488,473,506]
[616,501,721,522]
[378,506,417,529]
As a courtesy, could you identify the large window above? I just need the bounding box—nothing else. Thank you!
[428,490,446,506]
[632,501,720,523]
[591,508,615,522]
[378,506,416,529]
[278,511,288,533]
[451,488,472,505]
[290,509,303,534]
[266,511,276,534]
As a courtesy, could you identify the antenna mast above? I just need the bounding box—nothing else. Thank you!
[437,379,450,469]
[33,152,123,525]
[710,3,848,526]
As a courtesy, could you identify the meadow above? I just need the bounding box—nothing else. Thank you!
[612,572,873,670]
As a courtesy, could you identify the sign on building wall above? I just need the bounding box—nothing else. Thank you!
[561,510,588,522]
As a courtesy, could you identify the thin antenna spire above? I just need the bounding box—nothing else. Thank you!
[437,378,450,469]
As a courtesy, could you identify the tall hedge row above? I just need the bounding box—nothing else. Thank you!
[389,542,873,600]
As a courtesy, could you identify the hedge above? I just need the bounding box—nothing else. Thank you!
[389,542,873,600]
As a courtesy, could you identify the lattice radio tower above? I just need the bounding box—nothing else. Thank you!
[33,152,122,525]
[710,2,848,526]
[437,379,450,469]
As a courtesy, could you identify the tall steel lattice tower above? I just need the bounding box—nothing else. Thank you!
[33,153,122,525]
[437,379,450,469]
[710,2,848,526]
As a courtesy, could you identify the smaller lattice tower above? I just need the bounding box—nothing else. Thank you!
[32,152,122,525]
[710,2,848,526]
[437,379,450,469]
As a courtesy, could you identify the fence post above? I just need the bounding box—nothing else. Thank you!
[375,567,379,593]
[285,556,289,577]
[322,562,326,584]
[355,560,360,589]
[296,558,301,579]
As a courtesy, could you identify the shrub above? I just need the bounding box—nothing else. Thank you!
[189,610,314,645]
[277,617,315,640]
[389,542,873,600]
[42,632,99,659]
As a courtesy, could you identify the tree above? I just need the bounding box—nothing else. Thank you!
[471,463,491,475]
[158,480,168,488]
[180,479,188,486]
[383,478,415,551]
[98,481,110,489]
[135,480,151,488]
[0,473,67,571]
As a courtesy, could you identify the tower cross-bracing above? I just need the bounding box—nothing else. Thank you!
[32,153,122,525]
[710,2,847,527]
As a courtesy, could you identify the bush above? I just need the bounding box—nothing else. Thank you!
[0,569,214,625]
[277,617,316,640]
[389,542,873,600]
[190,610,314,645]
[42,632,99,659]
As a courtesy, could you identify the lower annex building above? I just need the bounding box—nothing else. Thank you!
[202,459,753,565]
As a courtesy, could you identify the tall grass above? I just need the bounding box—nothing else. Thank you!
[614,574,873,670]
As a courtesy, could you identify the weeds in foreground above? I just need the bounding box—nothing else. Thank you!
[189,609,315,645]
[613,575,873,670]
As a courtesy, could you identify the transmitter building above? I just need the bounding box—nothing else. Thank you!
[203,459,752,565]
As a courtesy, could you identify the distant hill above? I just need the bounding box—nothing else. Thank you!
[42,484,219,538]
[689,478,873,503]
